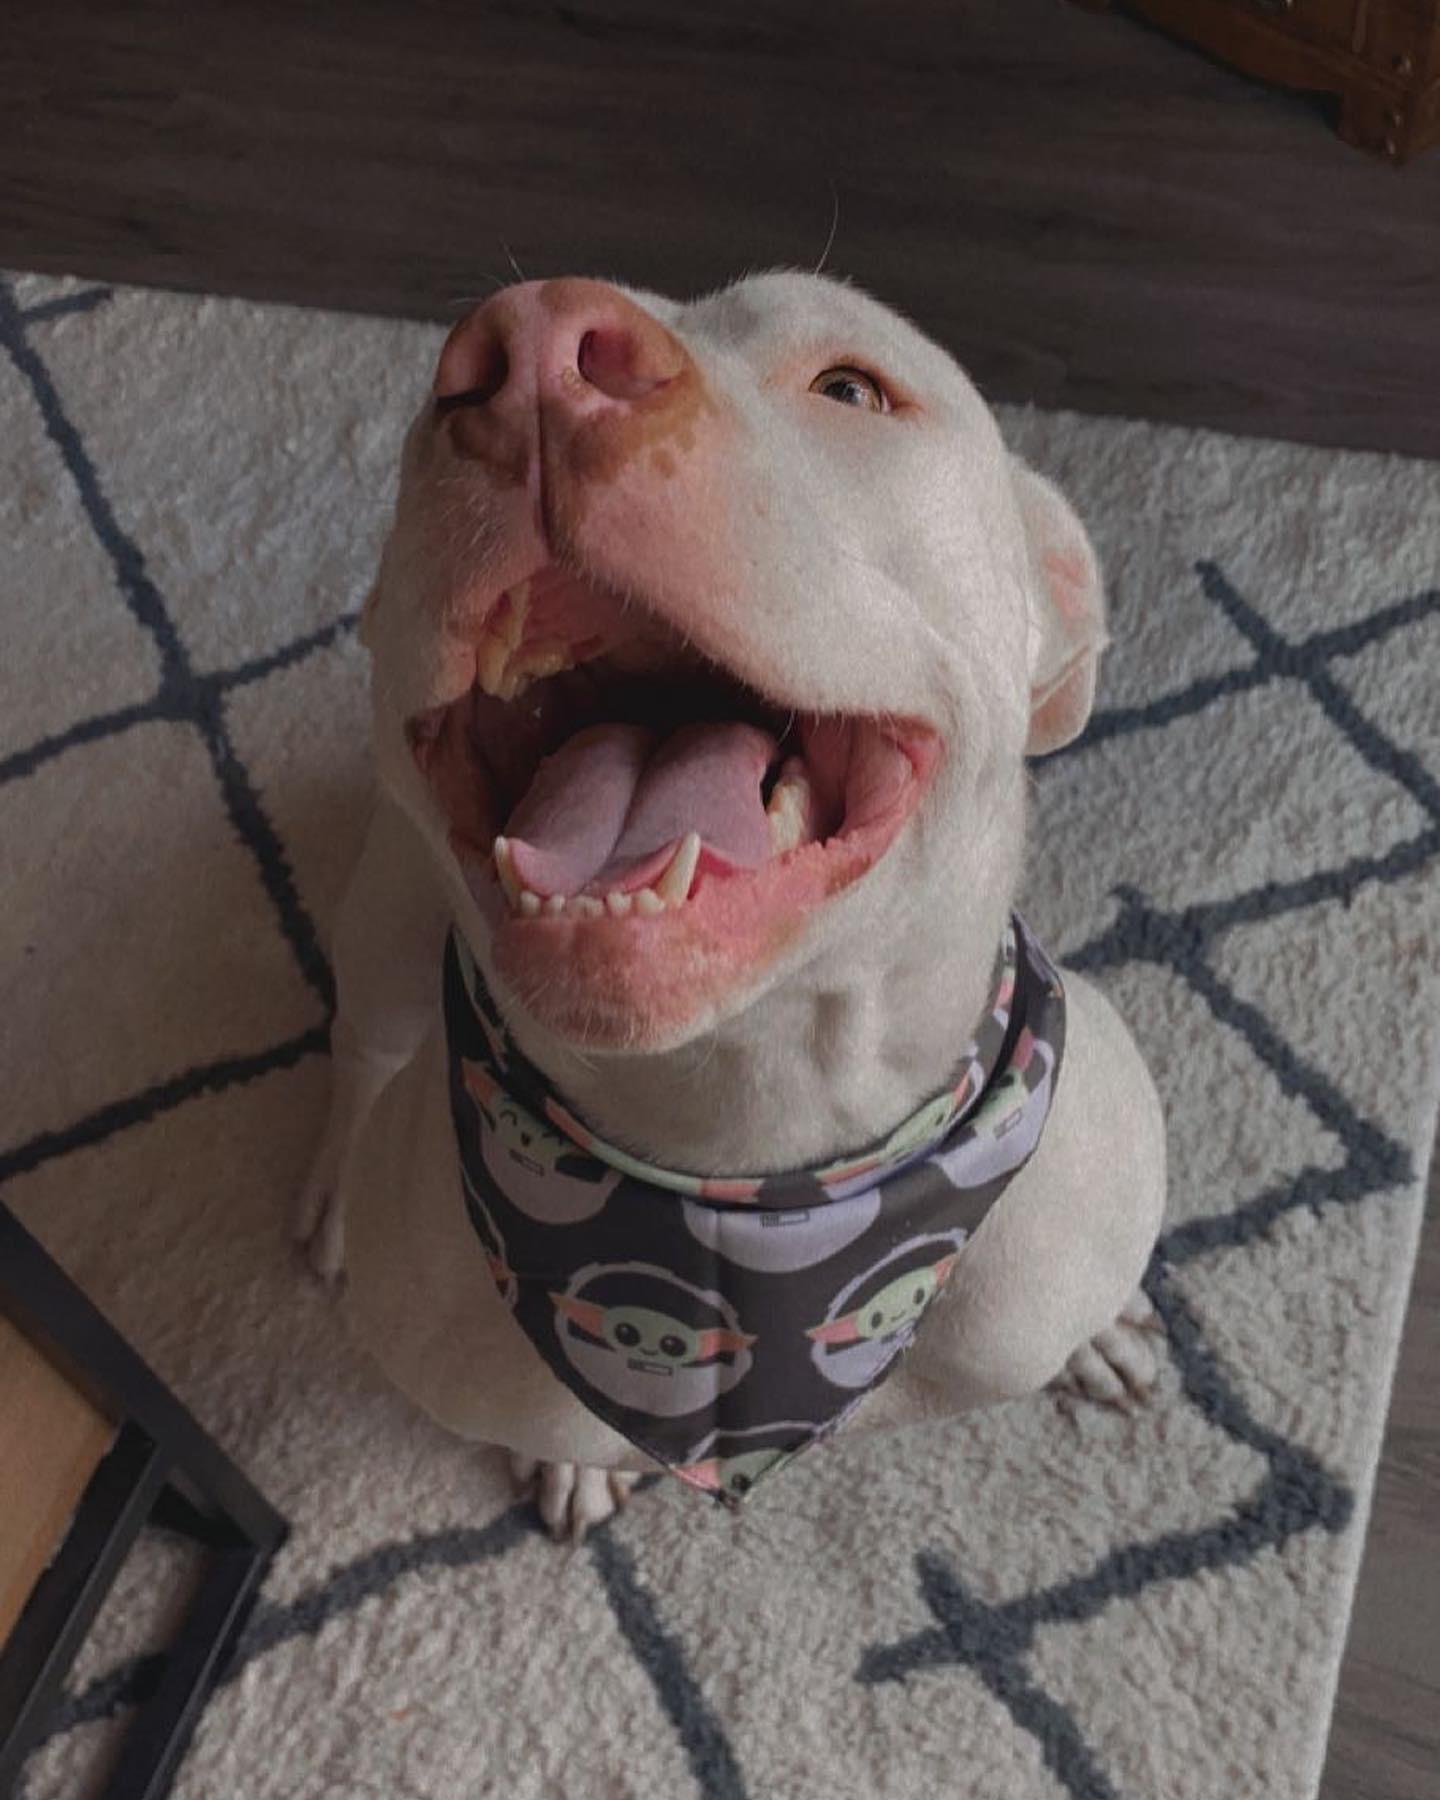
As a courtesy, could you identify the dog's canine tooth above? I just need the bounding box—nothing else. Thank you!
[474,586,534,697]
[605,890,633,917]
[476,635,511,697]
[767,793,804,855]
[498,582,530,649]
[634,887,665,916]
[766,759,816,855]
[493,836,523,908]
[519,889,542,916]
[655,832,702,907]
[569,895,605,919]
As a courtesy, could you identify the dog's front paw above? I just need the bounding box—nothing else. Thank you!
[1055,1289,1165,1412]
[294,1155,347,1288]
[510,1455,641,1543]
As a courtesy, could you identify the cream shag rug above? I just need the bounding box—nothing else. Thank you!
[3,270,1438,1800]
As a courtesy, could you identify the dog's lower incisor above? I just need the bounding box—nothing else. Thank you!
[298,273,1167,1540]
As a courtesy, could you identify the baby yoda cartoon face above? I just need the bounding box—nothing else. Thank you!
[838,1264,945,1341]
[807,1235,964,1389]
[975,1071,1028,1140]
[816,1077,977,1201]
[708,1447,788,1497]
[463,1061,620,1223]
[599,1305,705,1373]
[676,1424,812,1500]
[929,1029,1056,1193]
[552,1263,756,1417]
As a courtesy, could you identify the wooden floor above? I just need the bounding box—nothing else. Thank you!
[1,2,1436,1787]
[1319,1142,1440,1800]
[3,0,1440,457]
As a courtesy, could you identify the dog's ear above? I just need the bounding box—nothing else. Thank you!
[1012,461,1107,756]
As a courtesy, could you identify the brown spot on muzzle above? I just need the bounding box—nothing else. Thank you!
[532,280,718,491]
[427,278,722,572]
[560,359,715,489]
[446,414,532,487]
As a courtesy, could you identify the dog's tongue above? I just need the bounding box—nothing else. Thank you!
[505,721,778,899]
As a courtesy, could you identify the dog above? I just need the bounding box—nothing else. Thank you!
[297,272,1167,1540]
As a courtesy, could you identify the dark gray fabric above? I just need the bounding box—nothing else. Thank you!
[445,915,1066,1500]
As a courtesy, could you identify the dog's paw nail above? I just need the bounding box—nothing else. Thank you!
[536,1462,579,1538]
[607,1470,640,1510]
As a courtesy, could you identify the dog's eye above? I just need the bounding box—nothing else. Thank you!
[809,366,888,413]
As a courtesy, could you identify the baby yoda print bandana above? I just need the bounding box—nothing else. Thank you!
[444,915,1065,1505]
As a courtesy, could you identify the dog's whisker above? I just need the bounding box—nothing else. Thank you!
[814,182,841,277]
[446,274,512,308]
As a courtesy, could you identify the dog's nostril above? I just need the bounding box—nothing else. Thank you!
[576,326,672,401]
[576,329,610,390]
[435,341,509,415]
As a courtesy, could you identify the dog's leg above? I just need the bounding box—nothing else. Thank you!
[296,797,449,1282]
[509,1454,642,1543]
[875,973,1167,1431]
[1053,1288,1165,1411]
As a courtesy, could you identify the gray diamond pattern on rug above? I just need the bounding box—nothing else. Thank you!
[3,271,1437,1800]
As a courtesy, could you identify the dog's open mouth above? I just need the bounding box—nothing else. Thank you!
[408,564,940,945]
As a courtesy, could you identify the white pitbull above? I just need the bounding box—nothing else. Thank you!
[298,273,1166,1540]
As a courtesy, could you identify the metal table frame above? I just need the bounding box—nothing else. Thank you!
[0,1205,287,1799]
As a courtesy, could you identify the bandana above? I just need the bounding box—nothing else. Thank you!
[444,914,1065,1505]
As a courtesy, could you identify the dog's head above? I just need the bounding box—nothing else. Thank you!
[364,273,1104,1053]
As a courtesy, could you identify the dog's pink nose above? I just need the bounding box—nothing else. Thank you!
[434,279,686,416]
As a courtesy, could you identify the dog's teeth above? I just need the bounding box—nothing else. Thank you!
[569,895,605,919]
[544,893,566,916]
[476,636,511,698]
[515,642,570,682]
[474,585,534,696]
[655,831,701,907]
[518,889,542,917]
[493,836,523,908]
[766,759,817,855]
[767,793,805,855]
[499,582,530,649]
[605,890,633,917]
[634,887,664,916]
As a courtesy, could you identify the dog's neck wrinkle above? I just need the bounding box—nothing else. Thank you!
[513,885,1014,1176]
